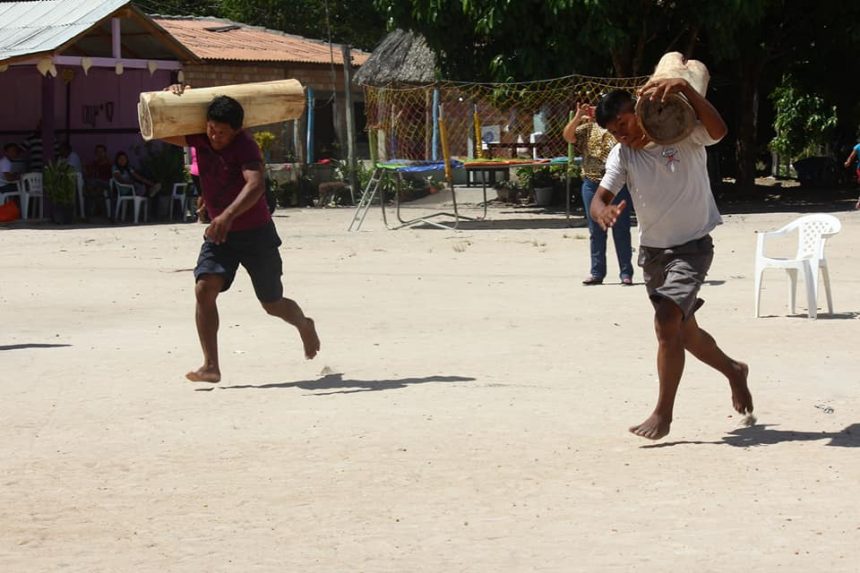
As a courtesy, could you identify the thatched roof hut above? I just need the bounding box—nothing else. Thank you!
[353,29,437,86]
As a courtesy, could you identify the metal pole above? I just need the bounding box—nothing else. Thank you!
[306,87,315,165]
[341,45,358,201]
[431,88,440,161]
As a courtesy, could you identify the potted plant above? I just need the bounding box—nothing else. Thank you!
[493,179,520,203]
[43,160,76,224]
[517,166,556,206]
[253,130,276,162]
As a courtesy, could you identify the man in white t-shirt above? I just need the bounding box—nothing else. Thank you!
[590,79,753,440]
[1,143,24,192]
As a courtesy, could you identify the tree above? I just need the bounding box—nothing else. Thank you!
[770,75,837,162]
[220,0,387,51]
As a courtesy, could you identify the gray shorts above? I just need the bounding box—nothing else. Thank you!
[638,234,714,319]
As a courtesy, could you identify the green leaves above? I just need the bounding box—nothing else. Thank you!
[770,74,837,160]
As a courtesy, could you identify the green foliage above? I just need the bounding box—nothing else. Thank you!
[220,0,386,51]
[137,142,185,193]
[516,165,558,189]
[770,75,837,160]
[43,160,76,206]
[253,131,276,153]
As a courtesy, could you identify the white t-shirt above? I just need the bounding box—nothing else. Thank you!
[600,123,722,248]
[0,156,16,185]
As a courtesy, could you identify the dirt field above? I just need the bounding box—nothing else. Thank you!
[1,201,858,572]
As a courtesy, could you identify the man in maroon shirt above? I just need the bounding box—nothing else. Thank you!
[161,87,319,382]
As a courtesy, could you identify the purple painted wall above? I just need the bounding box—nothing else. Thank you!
[0,65,173,167]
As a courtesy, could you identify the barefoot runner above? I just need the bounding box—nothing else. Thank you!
[590,79,752,440]
[160,86,319,382]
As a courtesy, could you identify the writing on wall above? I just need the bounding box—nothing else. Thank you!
[82,102,115,128]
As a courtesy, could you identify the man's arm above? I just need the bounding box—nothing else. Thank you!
[590,186,626,230]
[844,149,857,169]
[640,78,728,141]
[204,162,266,244]
[562,103,595,145]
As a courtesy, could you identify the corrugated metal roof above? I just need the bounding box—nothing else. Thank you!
[0,0,130,62]
[153,17,369,66]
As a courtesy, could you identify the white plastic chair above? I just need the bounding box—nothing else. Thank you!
[0,182,21,206]
[754,214,841,319]
[19,172,43,220]
[112,179,148,223]
[168,182,188,221]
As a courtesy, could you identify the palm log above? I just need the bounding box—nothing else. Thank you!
[138,79,305,141]
[636,52,710,145]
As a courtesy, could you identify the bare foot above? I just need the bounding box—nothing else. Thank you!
[729,361,753,415]
[185,366,221,383]
[299,317,320,359]
[629,413,672,440]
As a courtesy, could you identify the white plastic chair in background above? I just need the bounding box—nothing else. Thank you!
[19,172,43,220]
[111,179,148,223]
[0,182,21,206]
[168,182,188,221]
[754,214,841,319]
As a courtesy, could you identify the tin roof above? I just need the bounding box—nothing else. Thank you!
[152,17,369,66]
[0,0,195,65]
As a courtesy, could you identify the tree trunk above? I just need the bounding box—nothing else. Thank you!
[735,58,764,192]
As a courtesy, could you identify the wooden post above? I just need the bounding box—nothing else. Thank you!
[341,45,358,196]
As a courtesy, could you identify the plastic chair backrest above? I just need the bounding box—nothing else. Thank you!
[793,214,841,260]
[21,172,42,193]
[112,178,135,198]
[172,182,187,197]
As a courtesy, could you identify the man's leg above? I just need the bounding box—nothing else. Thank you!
[261,298,320,359]
[581,179,607,282]
[630,299,686,440]
[611,187,634,281]
[186,274,225,382]
[682,315,753,415]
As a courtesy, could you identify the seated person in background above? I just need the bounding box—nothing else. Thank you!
[83,144,113,217]
[1,143,24,193]
[113,151,160,197]
[58,142,82,172]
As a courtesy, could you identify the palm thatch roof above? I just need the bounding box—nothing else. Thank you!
[353,29,437,86]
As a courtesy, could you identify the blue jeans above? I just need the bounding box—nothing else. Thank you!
[581,177,634,280]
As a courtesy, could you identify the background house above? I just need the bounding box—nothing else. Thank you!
[0,0,195,168]
[153,16,370,163]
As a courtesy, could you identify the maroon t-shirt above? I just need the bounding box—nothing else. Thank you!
[187,131,270,232]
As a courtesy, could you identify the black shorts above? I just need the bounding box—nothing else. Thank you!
[194,220,284,302]
[638,234,714,319]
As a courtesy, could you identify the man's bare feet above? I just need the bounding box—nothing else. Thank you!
[729,361,753,415]
[629,413,672,440]
[299,317,320,359]
[185,366,221,383]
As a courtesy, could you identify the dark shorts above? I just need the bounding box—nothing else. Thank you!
[194,220,284,302]
[638,234,714,319]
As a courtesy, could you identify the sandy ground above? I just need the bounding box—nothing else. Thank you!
[1,196,859,572]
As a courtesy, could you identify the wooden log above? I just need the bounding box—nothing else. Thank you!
[636,52,710,145]
[138,79,306,141]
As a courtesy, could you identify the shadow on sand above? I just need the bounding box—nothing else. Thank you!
[0,343,71,351]
[642,423,860,449]
[197,372,475,395]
